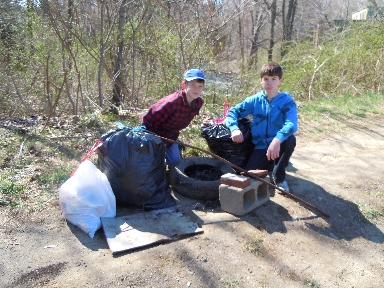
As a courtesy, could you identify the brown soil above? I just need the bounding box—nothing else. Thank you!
[1,115,383,288]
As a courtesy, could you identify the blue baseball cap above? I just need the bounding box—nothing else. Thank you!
[184,69,205,81]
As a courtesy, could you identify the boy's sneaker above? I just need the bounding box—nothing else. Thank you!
[277,181,289,193]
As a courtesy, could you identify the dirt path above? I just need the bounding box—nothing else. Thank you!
[1,117,384,288]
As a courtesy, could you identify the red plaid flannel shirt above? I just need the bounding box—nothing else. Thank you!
[142,90,203,146]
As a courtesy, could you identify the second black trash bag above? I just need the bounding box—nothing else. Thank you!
[97,127,176,210]
[201,118,254,169]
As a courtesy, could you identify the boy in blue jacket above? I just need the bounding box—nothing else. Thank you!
[226,62,298,192]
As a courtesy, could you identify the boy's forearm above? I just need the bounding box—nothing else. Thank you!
[275,103,298,141]
[275,118,298,141]
[225,106,243,131]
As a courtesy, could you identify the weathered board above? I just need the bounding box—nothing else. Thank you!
[101,206,203,254]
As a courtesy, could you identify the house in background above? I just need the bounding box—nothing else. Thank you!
[352,6,384,20]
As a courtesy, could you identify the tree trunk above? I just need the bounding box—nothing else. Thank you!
[65,0,76,114]
[281,0,297,58]
[112,0,127,108]
[98,0,105,108]
[267,0,277,61]
[249,6,267,69]
[238,13,244,70]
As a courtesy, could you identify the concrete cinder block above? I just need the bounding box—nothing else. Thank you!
[219,179,269,216]
[221,173,251,188]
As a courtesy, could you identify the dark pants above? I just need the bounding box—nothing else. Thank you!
[245,135,296,183]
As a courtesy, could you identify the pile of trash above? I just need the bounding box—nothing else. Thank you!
[59,123,176,238]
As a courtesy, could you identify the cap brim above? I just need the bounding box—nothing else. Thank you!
[184,77,205,81]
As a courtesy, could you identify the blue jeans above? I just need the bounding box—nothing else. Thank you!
[245,135,296,183]
[166,143,182,166]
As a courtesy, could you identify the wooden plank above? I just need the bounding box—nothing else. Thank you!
[101,206,203,254]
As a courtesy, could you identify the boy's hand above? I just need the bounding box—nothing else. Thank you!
[231,129,244,143]
[267,138,281,160]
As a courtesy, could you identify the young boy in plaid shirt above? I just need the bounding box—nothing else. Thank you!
[142,69,205,165]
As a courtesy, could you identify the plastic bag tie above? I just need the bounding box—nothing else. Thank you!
[70,140,104,177]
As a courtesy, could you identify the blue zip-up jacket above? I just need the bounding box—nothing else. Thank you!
[225,91,298,149]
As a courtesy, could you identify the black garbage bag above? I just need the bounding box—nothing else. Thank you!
[96,127,176,210]
[201,118,254,169]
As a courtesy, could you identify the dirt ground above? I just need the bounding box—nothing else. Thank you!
[1,115,384,288]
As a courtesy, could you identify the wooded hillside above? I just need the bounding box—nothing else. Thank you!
[1,0,383,118]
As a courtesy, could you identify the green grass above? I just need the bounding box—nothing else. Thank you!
[0,179,25,195]
[304,278,320,287]
[299,93,383,118]
[358,204,384,221]
[295,92,384,138]
[36,164,72,185]
[244,236,263,255]
[222,278,243,287]
[0,162,71,208]
[0,172,26,207]
[0,128,76,208]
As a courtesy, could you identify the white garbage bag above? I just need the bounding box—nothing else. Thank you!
[59,160,116,238]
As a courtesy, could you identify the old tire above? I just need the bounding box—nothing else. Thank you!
[169,156,236,201]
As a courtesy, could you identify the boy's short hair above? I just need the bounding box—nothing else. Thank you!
[260,62,283,79]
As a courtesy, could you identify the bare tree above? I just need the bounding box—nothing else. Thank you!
[281,0,297,57]
[111,0,127,108]
[238,5,245,69]
[127,1,153,106]
[97,0,106,108]
[265,0,277,61]
[64,0,76,114]
[248,2,267,68]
